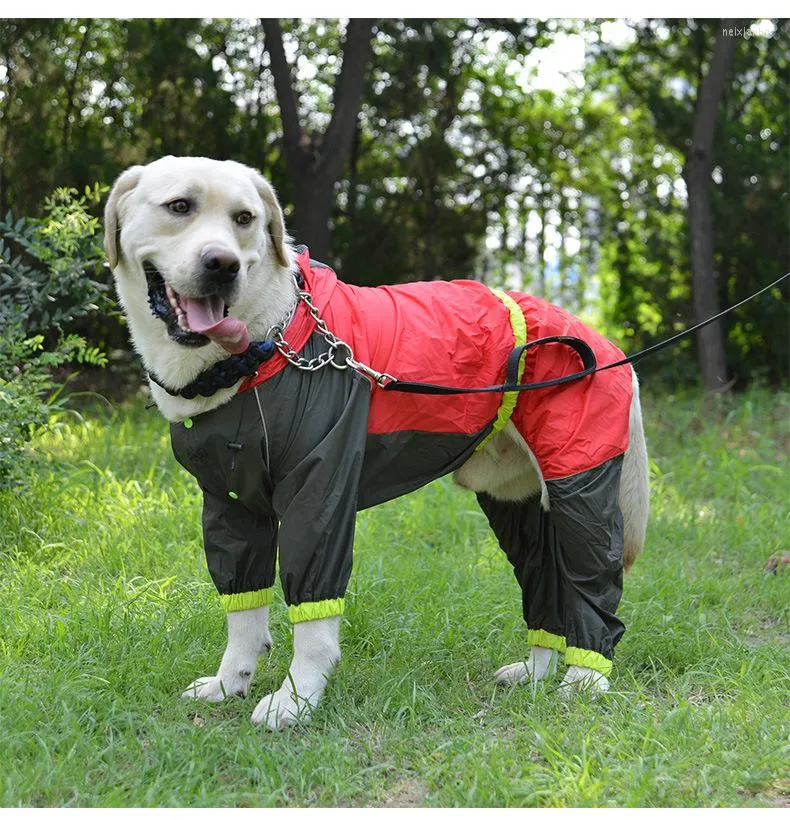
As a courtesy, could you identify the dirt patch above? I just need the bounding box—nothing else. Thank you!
[741,614,788,649]
[737,779,790,807]
[766,790,790,808]
[376,778,428,808]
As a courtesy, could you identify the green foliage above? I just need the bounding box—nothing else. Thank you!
[0,332,105,483]
[0,18,787,388]
[0,184,108,488]
[0,182,112,332]
[589,18,790,386]
[334,20,564,286]
[0,390,787,805]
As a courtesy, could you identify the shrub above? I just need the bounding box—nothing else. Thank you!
[0,183,114,331]
[0,184,110,488]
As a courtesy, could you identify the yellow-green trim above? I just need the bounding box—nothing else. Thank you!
[288,598,345,624]
[220,587,274,613]
[528,628,567,653]
[565,646,613,677]
[475,289,528,451]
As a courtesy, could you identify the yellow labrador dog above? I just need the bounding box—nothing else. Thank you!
[105,156,649,729]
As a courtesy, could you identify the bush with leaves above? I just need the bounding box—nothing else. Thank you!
[0,183,115,330]
[0,184,110,488]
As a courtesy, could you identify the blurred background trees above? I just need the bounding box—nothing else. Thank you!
[1,17,787,392]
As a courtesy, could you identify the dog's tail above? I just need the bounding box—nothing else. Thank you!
[620,369,650,572]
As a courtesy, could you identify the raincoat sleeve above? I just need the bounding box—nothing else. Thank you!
[202,488,278,613]
[267,348,372,625]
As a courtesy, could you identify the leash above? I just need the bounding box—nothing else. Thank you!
[373,271,790,395]
[147,269,788,401]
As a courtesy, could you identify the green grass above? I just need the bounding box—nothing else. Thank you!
[1,389,788,807]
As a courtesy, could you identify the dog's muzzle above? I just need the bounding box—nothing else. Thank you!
[143,261,250,354]
[144,261,211,348]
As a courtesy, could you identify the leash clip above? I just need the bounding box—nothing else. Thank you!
[346,358,397,389]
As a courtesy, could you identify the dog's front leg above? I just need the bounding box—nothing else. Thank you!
[251,616,340,730]
[182,606,272,702]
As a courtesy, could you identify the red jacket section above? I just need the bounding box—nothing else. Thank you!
[241,249,633,480]
[243,250,513,438]
[508,293,633,480]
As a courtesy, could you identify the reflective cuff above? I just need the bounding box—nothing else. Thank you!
[528,629,567,653]
[288,598,345,624]
[476,289,528,451]
[220,587,274,613]
[565,646,613,677]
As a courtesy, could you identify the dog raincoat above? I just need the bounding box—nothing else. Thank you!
[170,249,634,675]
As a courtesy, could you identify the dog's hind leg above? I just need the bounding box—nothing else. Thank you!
[182,606,272,702]
[251,616,340,729]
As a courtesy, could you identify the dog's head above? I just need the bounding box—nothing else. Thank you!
[104,156,290,355]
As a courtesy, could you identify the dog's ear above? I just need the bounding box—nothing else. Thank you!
[247,169,290,268]
[104,165,144,268]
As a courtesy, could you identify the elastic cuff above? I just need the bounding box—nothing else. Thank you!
[528,629,567,653]
[565,646,613,677]
[220,587,274,613]
[288,598,345,624]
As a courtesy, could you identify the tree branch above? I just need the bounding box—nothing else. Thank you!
[731,41,768,123]
[61,20,92,157]
[315,18,374,183]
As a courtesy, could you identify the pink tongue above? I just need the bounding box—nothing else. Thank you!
[181,295,249,354]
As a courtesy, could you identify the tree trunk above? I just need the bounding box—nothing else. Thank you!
[558,192,569,306]
[518,197,529,292]
[292,178,334,262]
[683,20,740,391]
[262,18,374,262]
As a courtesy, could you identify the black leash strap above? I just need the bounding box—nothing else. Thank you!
[384,336,598,395]
[383,271,789,396]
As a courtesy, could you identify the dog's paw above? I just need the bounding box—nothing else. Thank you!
[557,665,610,698]
[251,685,316,730]
[494,661,533,684]
[181,671,252,702]
[494,647,558,685]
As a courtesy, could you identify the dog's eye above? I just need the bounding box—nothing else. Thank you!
[166,199,191,215]
[235,211,255,226]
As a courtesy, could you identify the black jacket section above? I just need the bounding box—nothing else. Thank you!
[202,491,278,596]
[476,454,625,659]
[170,333,492,607]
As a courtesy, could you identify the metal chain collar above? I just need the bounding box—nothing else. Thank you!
[271,286,395,387]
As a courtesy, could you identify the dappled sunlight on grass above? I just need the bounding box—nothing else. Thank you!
[0,389,787,806]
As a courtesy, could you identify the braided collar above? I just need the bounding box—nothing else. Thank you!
[146,267,307,400]
[147,340,278,399]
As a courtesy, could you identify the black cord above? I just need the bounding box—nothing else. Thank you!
[383,271,789,396]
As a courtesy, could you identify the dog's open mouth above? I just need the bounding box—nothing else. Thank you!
[144,261,249,354]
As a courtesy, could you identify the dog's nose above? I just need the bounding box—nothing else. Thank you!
[201,245,241,282]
